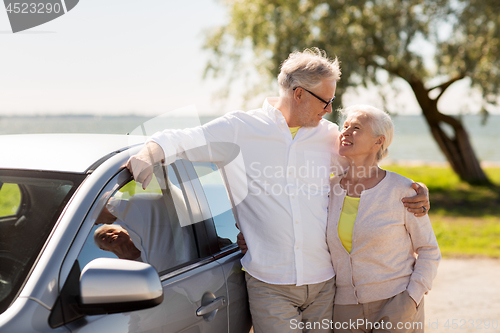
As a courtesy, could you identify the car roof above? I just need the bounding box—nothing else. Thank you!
[0,134,147,173]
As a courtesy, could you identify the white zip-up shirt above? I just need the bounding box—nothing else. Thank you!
[150,98,340,285]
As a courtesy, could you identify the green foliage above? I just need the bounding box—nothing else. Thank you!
[0,184,21,216]
[204,0,500,111]
[439,0,500,103]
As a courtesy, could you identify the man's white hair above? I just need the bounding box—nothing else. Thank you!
[278,47,341,96]
[342,105,394,161]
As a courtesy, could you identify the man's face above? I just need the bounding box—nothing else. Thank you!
[97,227,131,252]
[296,79,337,128]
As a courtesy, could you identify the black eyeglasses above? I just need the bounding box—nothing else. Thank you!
[293,87,336,109]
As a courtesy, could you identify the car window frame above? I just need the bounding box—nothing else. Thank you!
[181,160,252,333]
[180,160,241,257]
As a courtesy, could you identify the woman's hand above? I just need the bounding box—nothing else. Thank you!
[402,182,430,217]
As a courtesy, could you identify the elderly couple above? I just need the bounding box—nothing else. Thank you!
[126,48,440,333]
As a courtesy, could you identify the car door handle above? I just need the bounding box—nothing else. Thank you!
[196,296,227,316]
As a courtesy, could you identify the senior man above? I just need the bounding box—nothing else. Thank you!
[126,48,429,333]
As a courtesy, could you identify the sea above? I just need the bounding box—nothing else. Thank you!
[0,114,499,164]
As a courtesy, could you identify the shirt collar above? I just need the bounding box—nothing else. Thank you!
[263,97,288,126]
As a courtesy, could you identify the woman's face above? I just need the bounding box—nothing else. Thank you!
[339,112,382,159]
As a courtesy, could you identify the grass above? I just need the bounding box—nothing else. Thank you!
[431,216,500,258]
[384,165,500,258]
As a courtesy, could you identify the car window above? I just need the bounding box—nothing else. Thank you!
[77,164,199,274]
[192,162,239,248]
[0,171,83,315]
[0,183,21,217]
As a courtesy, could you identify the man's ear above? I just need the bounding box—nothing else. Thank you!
[293,87,303,101]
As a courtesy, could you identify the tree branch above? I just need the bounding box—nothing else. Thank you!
[380,64,410,82]
[428,74,466,101]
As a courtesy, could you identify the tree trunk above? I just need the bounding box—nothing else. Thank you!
[409,79,491,185]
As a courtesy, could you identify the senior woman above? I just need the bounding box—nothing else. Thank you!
[328,105,440,333]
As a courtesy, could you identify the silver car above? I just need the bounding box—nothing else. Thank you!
[0,134,252,332]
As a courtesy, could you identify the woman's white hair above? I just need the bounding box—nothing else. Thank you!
[93,224,126,248]
[278,48,341,96]
[342,105,394,161]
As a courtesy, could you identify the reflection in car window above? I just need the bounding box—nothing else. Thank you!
[192,162,239,248]
[78,164,199,274]
[0,183,21,217]
[0,171,83,315]
[117,177,162,199]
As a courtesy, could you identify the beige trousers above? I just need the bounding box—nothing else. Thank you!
[245,273,336,333]
[333,291,424,333]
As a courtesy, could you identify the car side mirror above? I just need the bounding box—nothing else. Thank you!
[79,258,163,315]
[50,258,163,328]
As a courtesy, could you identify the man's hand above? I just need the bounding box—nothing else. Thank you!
[126,141,165,190]
[402,182,430,217]
[236,232,248,255]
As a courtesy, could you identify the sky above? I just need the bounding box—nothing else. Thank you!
[0,0,496,116]
[0,0,246,116]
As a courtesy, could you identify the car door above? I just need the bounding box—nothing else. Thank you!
[56,160,230,333]
[183,161,252,333]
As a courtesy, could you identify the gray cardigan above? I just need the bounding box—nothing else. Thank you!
[327,171,441,305]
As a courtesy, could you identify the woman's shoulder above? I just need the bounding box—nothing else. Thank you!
[385,170,413,184]
[383,170,416,196]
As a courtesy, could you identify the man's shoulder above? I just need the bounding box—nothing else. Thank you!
[223,110,249,117]
[226,107,267,117]
[301,119,339,143]
[219,108,274,126]
[318,118,339,132]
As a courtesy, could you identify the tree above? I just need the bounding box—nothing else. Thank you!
[204,0,500,185]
